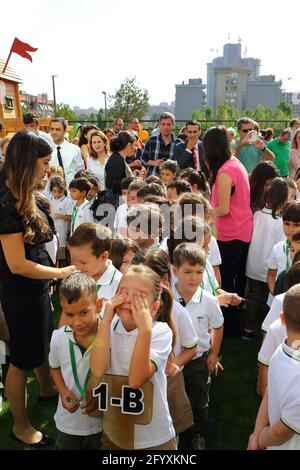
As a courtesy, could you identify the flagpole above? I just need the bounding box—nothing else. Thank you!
[2,50,12,74]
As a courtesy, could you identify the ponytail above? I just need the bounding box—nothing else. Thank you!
[157,284,176,350]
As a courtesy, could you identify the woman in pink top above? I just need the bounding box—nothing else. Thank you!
[203,126,253,337]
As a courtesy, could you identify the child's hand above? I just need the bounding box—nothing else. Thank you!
[80,390,98,415]
[229,293,242,306]
[217,293,232,308]
[165,361,180,377]
[53,213,62,220]
[62,391,79,413]
[131,293,153,332]
[207,352,219,373]
[103,291,127,322]
[247,433,261,450]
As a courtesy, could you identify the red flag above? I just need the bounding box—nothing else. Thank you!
[2,37,38,73]
[10,37,38,62]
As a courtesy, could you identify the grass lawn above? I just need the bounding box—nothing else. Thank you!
[0,334,261,450]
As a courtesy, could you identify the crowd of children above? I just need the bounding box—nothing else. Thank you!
[1,118,300,451]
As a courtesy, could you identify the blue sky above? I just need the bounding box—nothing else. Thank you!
[1,0,298,109]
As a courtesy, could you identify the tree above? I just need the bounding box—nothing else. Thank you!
[55,103,78,121]
[204,106,213,120]
[110,76,150,122]
[276,100,292,118]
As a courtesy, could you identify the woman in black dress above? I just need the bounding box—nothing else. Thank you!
[105,131,134,200]
[0,130,75,446]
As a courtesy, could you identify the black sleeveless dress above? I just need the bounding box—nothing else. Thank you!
[0,184,55,370]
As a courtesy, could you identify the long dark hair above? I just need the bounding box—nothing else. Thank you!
[110,131,135,153]
[0,130,52,243]
[264,177,288,218]
[202,126,231,185]
[250,161,279,211]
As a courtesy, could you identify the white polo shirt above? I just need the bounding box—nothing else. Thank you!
[70,200,94,235]
[202,259,219,295]
[267,342,300,450]
[50,195,73,247]
[114,203,129,238]
[246,209,285,282]
[96,261,122,316]
[267,239,291,276]
[51,140,84,185]
[261,293,285,333]
[258,319,286,366]
[172,300,198,361]
[107,317,175,449]
[173,285,223,359]
[49,326,102,436]
[207,235,222,267]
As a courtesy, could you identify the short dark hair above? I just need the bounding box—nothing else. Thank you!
[51,117,68,131]
[160,159,179,175]
[68,222,112,257]
[237,117,254,130]
[159,112,175,124]
[60,271,97,304]
[69,177,91,194]
[137,183,165,200]
[283,202,300,223]
[283,284,300,332]
[121,176,135,190]
[292,231,300,243]
[185,120,200,130]
[167,180,191,195]
[284,260,300,291]
[23,113,38,124]
[110,238,140,271]
[173,243,206,268]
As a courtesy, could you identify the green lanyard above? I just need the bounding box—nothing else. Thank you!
[284,240,291,271]
[96,267,117,294]
[201,266,218,297]
[71,206,78,233]
[69,340,91,401]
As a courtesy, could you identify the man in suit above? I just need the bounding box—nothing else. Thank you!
[174,120,209,178]
[50,117,84,185]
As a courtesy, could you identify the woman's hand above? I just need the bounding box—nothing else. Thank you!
[58,265,77,279]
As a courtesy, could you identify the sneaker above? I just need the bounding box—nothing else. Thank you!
[242,329,255,340]
[190,433,206,450]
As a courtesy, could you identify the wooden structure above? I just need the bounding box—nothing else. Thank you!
[0,58,23,134]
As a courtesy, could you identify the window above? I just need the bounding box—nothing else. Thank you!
[5,95,14,110]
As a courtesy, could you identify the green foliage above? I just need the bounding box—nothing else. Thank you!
[276,99,292,118]
[110,76,150,122]
[55,103,78,121]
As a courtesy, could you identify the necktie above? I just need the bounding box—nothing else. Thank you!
[179,298,186,307]
[192,146,198,171]
[56,146,65,177]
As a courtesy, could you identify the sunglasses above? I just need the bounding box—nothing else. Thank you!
[241,128,253,133]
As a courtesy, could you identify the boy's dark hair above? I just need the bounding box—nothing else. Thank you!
[121,176,135,190]
[127,203,162,239]
[137,183,165,200]
[283,284,300,332]
[284,260,300,291]
[74,169,93,179]
[292,231,300,243]
[111,238,141,271]
[128,179,145,192]
[167,179,191,196]
[160,159,179,174]
[264,177,288,218]
[68,222,112,257]
[282,202,300,223]
[167,217,205,264]
[69,177,91,194]
[23,112,38,124]
[173,242,206,269]
[60,271,97,304]
[49,175,67,195]
[145,175,165,187]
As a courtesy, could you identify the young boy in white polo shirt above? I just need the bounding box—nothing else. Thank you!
[69,177,94,235]
[68,223,122,311]
[49,272,102,450]
[248,284,300,450]
[172,243,224,450]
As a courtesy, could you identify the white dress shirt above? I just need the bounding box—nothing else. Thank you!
[51,140,84,185]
